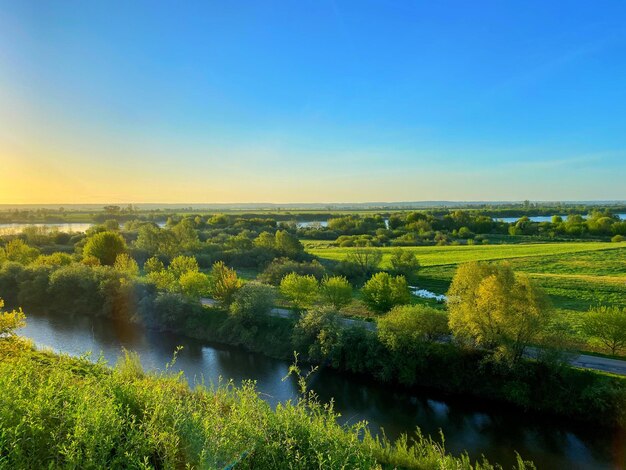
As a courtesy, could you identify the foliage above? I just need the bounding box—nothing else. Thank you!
[378,305,449,351]
[258,257,326,285]
[389,248,420,282]
[279,273,319,310]
[83,231,127,266]
[113,253,139,277]
[361,272,411,313]
[210,261,243,306]
[343,248,382,279]
[319,276,353,309]
[0,239,40,265]
[179,271,212,299]
[448,262,551,364]
[292,307,342,362]
[229,282,276,320]
[33,252,73,267]
[582,305,626,355]
[0,340,531,470]
[0,298,25,337]
[168,255,199,279]
[144,256,165,273]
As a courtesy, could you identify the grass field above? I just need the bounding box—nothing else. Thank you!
[308,242,626,313]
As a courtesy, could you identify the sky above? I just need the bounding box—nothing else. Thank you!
[1,1,625,204]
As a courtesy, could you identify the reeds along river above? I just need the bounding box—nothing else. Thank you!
[18,311,626,470]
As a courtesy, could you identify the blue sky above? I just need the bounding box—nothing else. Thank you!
[1,1,625,203]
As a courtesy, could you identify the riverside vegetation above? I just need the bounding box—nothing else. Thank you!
[0,207,625,466]
[0,309,533,469]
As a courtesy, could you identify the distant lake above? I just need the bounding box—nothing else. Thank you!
[0,221,169,235]
[0,222,93,235]
[499,214,626,223]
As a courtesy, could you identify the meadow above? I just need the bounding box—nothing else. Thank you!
[307,242,626,314]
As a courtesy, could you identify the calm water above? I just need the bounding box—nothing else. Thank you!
[0,222,93,235]
[500,214,626,223]
[18,312,626,469]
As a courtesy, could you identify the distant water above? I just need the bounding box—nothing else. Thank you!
[0,222,93,235]
[499,214,626,223]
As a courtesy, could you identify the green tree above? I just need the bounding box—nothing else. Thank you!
[345,248,382,278]
[33,252,73,267]
[274,230,304,258]
[179,271,212,299]
[582,305,626,356]
[447,262,551,364]
[83,231,127,266]
[378,305,449,351]
[172,219,200,250]
[210,261,243,306]
[113,254,139,277]
[0,239,40,265]
[143,256,165,274]
[168,255,199,279]
[253,231,276,251]
[320,276,352,309]
[230,282,276,320]
[279,273,319,310]
[361,272,411,313]
[292,306,341,362]
[389,248,420,282]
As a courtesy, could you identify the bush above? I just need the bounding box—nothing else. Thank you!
[259,258,326,285]
[83,231,127,266]
[361,272,411,313]
[319,276,353,309]
[378,305,449,351]
[230,282,276,321]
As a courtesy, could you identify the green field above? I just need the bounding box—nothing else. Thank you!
[308,242,626,313]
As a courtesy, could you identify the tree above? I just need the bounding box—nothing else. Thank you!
[582,305,626,356]
[83,231,127,266]
[0,298,25,337]
[114,253,139,277]
[134,224,179,258]
[172,218,200,250]
[361,272,411,313]
[144,256,165,274]
[230,282,276,320]
[292,306,341,362]
[0,239,40,265]
[210,261,243,306]
[378,305,449,351]
[168,255,199,279]
[274,230,304,258]
[320,276,352,309]
[179,271,212,299]
[389,248,420,282]
[345,248,382,278]
[253,231,276,251]
[447,262,551,364]
[279,273,319,310]
[34,252,73,267]
[259,258,326,285]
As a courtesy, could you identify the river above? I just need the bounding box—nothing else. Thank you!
[17,312,625,469]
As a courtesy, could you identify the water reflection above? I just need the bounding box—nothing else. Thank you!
[18,312,626,470]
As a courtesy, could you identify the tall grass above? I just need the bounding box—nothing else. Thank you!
[0,338,533,469]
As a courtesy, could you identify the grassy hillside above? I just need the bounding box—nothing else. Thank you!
[0,338,530,470]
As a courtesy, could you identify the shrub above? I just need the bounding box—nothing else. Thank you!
[361,272,411,313]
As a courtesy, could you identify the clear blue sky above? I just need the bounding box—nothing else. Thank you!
[1,1,625,203]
